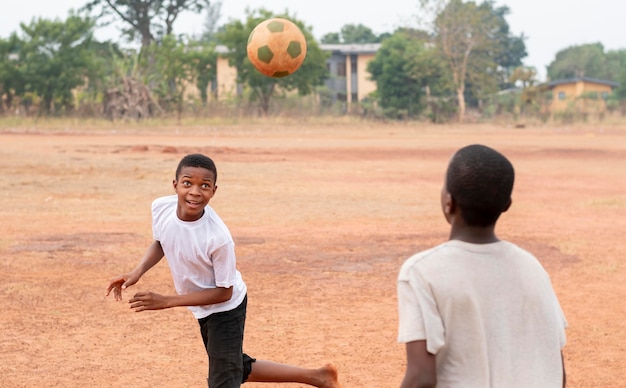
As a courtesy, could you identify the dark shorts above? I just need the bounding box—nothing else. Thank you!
[198,295,256,387]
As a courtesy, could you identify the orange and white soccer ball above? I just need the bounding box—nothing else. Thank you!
[247,18,307,78]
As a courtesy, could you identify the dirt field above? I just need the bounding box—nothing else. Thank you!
[1,122,624,387]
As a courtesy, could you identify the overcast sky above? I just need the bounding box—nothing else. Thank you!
[1,0,623,81]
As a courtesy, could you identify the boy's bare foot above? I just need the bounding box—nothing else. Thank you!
[315,363,341,388]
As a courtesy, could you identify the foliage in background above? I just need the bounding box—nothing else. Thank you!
[16,14,99,114]
[320,24,390,44]
[462,2,527,107]
[0,0,624,122]
[0,33,24,114]
[82,0,211,49]
[547,42,626,82]
[217,9,328,115]
[367,29,454,121]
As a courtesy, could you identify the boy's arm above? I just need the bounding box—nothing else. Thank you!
[106,240,164,300]
[128,286,233,312]
[400,340,437,388]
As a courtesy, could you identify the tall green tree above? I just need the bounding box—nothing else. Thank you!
[320,32,341,44]
[143,35,190,114]
[547,43,609,81]
[0,33,24,113]
[217,9,328,115]
[488,3,527,84]
[187,40,218,104]
[83,0,210,49]
[431,0,500,120]
[419,0,525,120]
[368,29,453,120]
[462,1,526,108]
[18,14,99,113]
[143,35,217,113]
[606,50,626,100]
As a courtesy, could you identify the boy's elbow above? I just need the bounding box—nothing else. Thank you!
[401,371,437,388]
[217,286,233,303]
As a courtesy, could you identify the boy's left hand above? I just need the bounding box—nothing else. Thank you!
[129,292,169,312]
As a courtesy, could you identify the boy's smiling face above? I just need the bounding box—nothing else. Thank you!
[173,166,217,221]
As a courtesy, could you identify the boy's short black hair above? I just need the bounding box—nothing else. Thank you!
[446,144,514,227]
[175,154,217,182]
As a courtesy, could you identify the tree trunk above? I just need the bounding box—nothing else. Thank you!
[457,87,466,122]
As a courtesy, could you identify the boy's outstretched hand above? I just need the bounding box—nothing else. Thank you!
[128,292,169,312]
[106,272,140,301]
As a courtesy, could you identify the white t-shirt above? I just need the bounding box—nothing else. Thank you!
[152,195,247,319]
[397,240,567,387]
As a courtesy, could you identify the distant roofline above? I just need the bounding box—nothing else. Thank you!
[319,43,381,54]
[215,45,230,54]
[544,77,619,88]
[215,43,382,56]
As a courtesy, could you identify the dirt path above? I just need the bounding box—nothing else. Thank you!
[1,123,624,387]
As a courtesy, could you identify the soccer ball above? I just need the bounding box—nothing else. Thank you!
[247,18,307,78]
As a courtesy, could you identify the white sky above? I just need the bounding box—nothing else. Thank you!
[1,0,624,81]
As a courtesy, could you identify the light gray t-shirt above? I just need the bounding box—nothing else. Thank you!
[398,240,567,387]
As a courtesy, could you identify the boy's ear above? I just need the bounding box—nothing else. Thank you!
[443,192,455,215]
[172,179,178,190]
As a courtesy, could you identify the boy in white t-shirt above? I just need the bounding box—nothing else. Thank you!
[397,144,567,387]
[106,154,340,388]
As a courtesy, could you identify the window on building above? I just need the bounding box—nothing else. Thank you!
[601,91,609,100]
[337,62,346,77]
[558,91,566,100]
[588,91,598,100]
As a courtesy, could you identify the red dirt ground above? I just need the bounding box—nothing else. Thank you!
[0,122,624,387]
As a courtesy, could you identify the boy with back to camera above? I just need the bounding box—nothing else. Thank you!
[397,144,567,387]
[106,153,340,388]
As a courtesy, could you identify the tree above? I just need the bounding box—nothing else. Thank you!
[320,32,341,44]
[368,29,453,120]
[616,68,626,101]
[217,9,328,115]
[321,23,386,44]
[82,0,210,49]
[143,35,190,115]
[186,40,218,104]
[143,35,217,114]
[462,1,526,108]
[430,0,502,121]
[0,33,24,113]
[547,43,609,81]
[339,24,379,43]
[18,14,99,114]
[418,0,525,120]
[509,66,537,89]
[604,49,626,82]
[488,3,526,86]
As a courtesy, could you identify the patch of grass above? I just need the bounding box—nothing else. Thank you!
[594,262,620,274]
[585,197,625,208]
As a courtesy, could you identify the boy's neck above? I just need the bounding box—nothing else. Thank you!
[448,225,500,244]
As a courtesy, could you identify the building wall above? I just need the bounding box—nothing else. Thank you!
[550,81,614,113]
[215,56,239,101]
[356,53,376,102]
[213,44,380,105]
